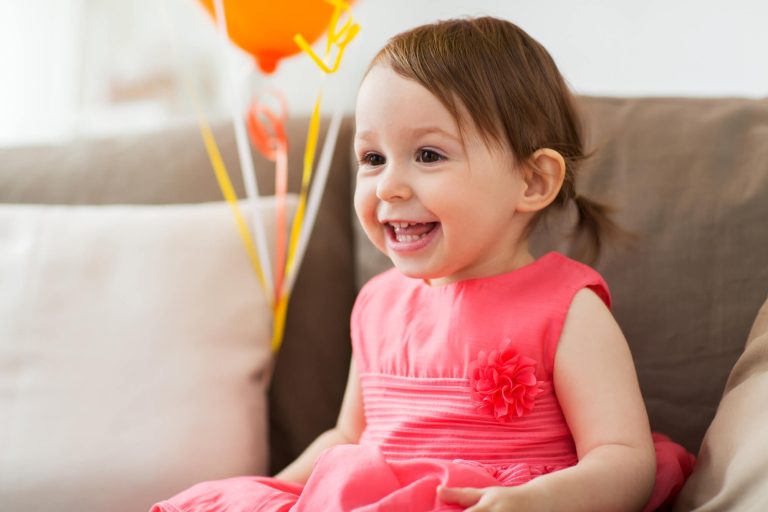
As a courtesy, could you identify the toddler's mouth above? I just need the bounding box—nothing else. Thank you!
[386,221,439,244]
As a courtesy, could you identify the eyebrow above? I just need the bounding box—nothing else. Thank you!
[355,126,462,144]
[411,126,462,144]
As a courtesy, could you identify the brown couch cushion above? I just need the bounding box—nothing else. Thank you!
[673,297,768,510]
[353,97,768,454]
[0,117,358,474]
[534,97,768,453]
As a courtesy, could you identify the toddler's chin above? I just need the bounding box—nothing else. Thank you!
[388,261,439,281]
[393,267,424,279]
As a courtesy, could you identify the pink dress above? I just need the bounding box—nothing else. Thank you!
[150,251,694,512]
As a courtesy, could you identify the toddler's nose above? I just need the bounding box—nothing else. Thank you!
[376,166,412,202]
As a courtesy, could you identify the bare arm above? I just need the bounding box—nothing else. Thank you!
[274,358,365,485]
[531,288,656,510]
[439,288,656,511]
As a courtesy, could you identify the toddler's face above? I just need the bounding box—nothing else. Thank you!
[353,65,534,286]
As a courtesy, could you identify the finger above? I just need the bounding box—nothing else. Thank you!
[464,496,496,512]
[437,485,484,507]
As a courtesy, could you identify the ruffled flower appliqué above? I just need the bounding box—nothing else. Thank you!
[468,340,542,422]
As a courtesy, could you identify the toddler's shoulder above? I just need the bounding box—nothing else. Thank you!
[544,252,612,310]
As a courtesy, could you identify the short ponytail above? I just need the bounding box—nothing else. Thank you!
[571,194,636,266]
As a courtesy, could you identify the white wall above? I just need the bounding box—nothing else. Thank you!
[0,1,83,145]
[271,0,768,113]
[1,0,765,146]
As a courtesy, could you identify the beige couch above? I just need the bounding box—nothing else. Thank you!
[0,97,766,511]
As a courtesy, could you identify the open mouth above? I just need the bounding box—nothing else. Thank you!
[385,221,440,251]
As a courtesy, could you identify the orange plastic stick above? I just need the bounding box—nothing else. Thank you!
[245,92,289,306]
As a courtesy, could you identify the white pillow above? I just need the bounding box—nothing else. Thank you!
[0,199,293,512]
[674,298,768,510]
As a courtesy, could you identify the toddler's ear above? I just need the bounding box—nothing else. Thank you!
[516,148,566,213]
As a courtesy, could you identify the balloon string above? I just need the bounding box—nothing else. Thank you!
[246,93,290,306]
[285,0,360,282]
[284,91,322,279]
[274,90,321,353]
[277,0,361,352]
[212,0,275,305]
[161,0,268,303]
[198,117,269,292]
[281,104,344,299]
[273,145,288,306]
[271,290,290,353]
[293,0,360,74]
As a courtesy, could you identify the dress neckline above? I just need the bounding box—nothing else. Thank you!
[415,251,561,290]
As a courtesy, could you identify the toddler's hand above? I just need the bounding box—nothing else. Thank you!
[437,484,543,511]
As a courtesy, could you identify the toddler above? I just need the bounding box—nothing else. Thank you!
[151,16,694,512]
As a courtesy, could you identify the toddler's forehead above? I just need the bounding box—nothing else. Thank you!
[356,66,453,124]
[355,64,506,153]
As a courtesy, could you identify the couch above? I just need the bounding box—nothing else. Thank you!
[0,96,766,511]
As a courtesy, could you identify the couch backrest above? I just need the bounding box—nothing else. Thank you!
[3,96,767,463]
[571,97,768,452]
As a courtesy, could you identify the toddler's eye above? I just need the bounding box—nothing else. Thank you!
[416,149,444,163]
[360,152,385,167]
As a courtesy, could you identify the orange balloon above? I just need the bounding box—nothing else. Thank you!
[199,0,344,74]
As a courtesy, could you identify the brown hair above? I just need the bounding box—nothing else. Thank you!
[368,16,629,265]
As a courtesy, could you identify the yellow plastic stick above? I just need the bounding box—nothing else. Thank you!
[164,0,274,347]
[285,92,322,278]
[293,0,359,74]
[271,0,360,353]
[271,291,291,353]
[197,117,269,292]
[281,105,343,299]
[211,0,275,302]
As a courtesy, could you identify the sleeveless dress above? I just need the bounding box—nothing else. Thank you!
[150,251,695,512]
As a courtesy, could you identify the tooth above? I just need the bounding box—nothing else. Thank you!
[396,233,426,243]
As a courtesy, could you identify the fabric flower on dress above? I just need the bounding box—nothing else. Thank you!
[468,339,541,422]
